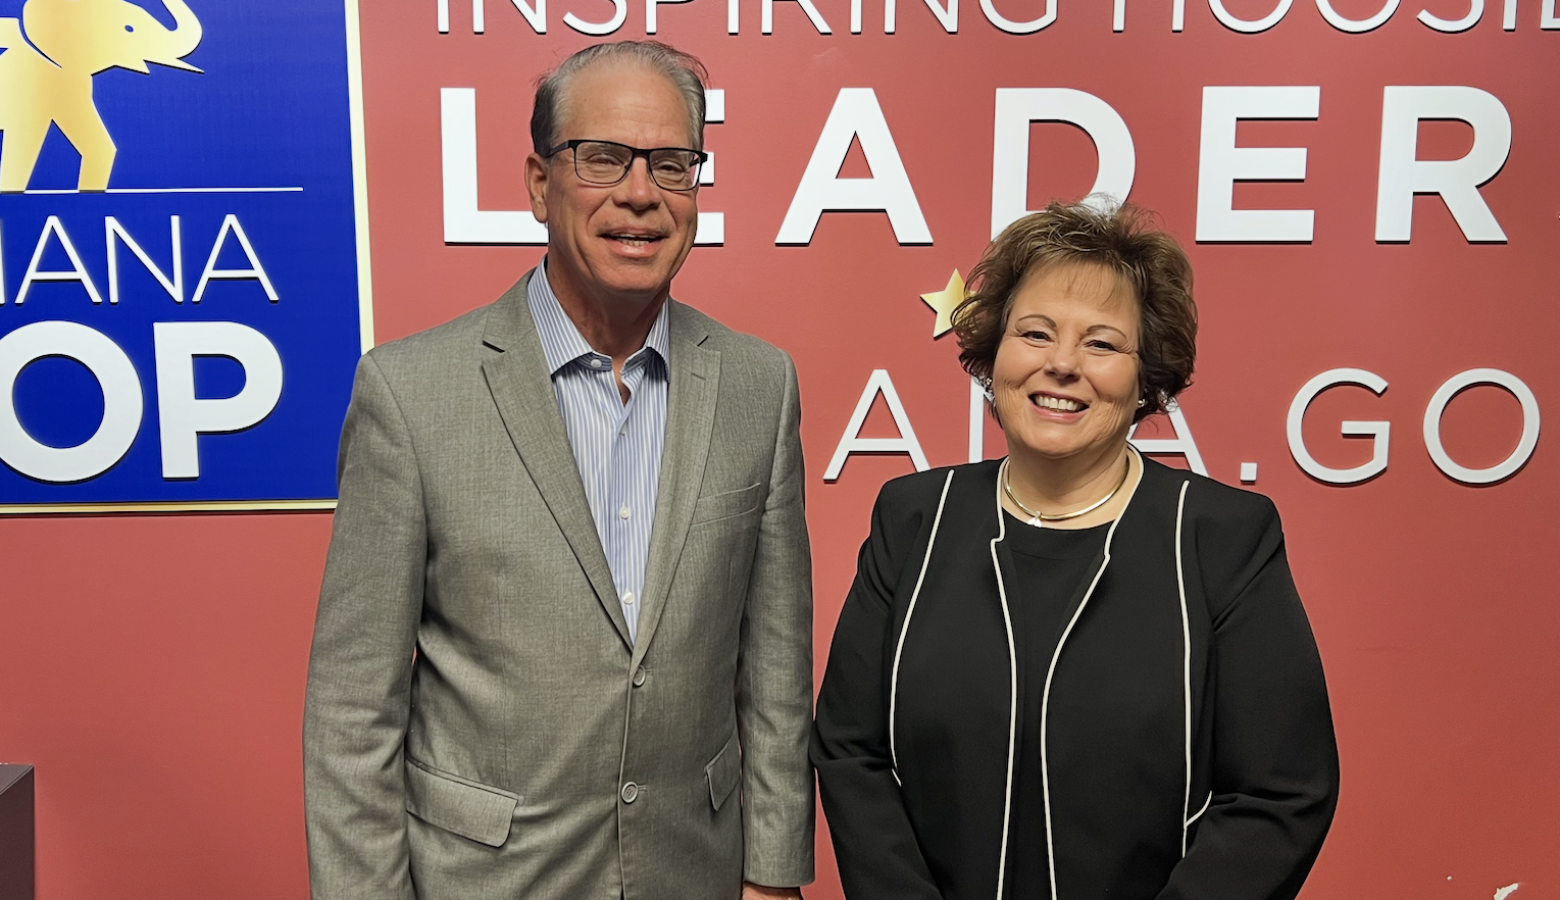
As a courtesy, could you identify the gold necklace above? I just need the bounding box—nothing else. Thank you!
[1002,455,1131,526]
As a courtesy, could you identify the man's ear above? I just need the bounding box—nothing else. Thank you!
[524,152,550,223]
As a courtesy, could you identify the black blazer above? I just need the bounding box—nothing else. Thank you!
[812,455,1339,900]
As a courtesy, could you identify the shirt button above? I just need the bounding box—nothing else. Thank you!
[619,425,628,436]
[589,357,603,369]
[632,666,647,687]
[619,505,631,519]
[621,782,639,803]
[622,591,635,605]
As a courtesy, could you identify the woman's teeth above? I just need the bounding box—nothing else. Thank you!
[1034,396,1083,412]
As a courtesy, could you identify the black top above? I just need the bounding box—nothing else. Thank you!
[1003,515,1110,900]
[812,458,1338,900]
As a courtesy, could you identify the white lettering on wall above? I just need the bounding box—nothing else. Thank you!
[438,0,544,33]
[1127,400,1208,476]
[1376,86,1511,243]
[107,216,183,306]
[1423,368,1539,484]
[441,87,548,245]
[886,0,959,32]
[825,368,930,481]
[17,216,104,306]
[1316,0,1399,32]
[1505,0,1560,27]
[763,0,832,33]
[698,89,726,243]
[509,0,547,31]
[1208,0,1294,32]
[980,0,1055,32]
[646,0,693,31]
[154,322,284,480]
[1287,368,1390,484]
[437,0,1559,33]
[6,217,273,308]
[0,321,143,482]
[969,375,988,462]
[192,215,279,304]
[1115,0,1186,30]
[777,88,932,245]
[564,0,627,34]
[1419,0,1482,31]
[1196,85,1320,242]
[0,321,294,482]
[991,88,1135,239]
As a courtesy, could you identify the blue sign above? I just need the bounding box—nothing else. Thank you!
[0,0,369,511]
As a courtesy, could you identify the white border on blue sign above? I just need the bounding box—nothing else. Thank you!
[1,0,374,516]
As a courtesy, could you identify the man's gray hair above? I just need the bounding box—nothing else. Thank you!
[531,41,710,154]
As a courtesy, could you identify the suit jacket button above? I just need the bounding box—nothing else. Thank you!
[620,782,639,803]
[632,666,647,687]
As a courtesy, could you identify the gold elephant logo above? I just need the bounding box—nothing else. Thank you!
[0,0,202,193]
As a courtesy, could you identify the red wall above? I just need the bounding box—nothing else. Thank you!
[3,2,1557,897]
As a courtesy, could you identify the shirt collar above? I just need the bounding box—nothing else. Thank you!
[527,259,671,377]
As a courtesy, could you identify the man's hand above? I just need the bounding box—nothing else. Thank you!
[742,882,802,899]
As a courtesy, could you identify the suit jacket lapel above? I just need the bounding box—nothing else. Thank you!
[632,300,719,666]
[480,271,632,650]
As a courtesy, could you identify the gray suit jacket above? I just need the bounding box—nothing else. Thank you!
[303,272,815,899]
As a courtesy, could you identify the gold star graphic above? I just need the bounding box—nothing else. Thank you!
[921,270,965,338]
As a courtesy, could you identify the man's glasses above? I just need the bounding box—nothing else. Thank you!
[543,139,707,192]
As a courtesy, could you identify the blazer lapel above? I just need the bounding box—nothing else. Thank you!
[480,272,632,650]
[631,300,719,665]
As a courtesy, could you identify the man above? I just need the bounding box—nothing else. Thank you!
[303,42,814,899]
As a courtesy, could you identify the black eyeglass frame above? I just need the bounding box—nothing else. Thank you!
[542,139,709,192]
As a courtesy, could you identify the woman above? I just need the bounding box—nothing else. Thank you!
[811,201,1339,900]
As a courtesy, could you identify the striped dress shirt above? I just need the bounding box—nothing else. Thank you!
[526,263,668,644]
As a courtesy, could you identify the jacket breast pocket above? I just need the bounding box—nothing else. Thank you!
[691,483,763,526]
[404,757,520,848]
[705,730,742,812]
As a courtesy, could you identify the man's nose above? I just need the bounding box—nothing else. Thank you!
[616,157,661,206]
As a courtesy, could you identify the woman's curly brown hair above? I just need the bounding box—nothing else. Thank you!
[951,200,1198,423]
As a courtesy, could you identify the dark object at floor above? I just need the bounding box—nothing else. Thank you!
[0,765,34,900]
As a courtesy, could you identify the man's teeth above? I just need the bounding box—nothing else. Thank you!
[1035,396,1083,412]
[610,234,657,245]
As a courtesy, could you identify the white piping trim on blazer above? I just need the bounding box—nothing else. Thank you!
[1186,790,1213,828]
[992,447,1145,900]
[1175,480,1193,857]
[990,460,1021,900]
[889,469,955,784]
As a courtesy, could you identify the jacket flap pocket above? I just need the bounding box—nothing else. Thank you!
[404,759,519,848]
[692,483,763,524]
[705,732,741,812]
